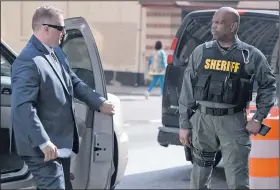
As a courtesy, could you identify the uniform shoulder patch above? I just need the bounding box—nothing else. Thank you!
[205,41,214,48]
[237,41,253,51]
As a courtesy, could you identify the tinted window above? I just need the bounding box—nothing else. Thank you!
[176,12,279,74]
[1,55,11,77]
[61,29,95,88]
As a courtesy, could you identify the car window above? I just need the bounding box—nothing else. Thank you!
[61,29,95,89]
[1,55,11,77]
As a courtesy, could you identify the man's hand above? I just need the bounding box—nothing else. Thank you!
[246,119,261,135]
[179,129,192,148]
[99,100,115,115]
[41,142,58,162]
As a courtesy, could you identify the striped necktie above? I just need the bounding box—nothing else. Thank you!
[50,51,68,85]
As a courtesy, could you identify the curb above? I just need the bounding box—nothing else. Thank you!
[108,92,161,96]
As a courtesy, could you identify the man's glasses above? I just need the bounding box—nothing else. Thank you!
[42,24,65,31]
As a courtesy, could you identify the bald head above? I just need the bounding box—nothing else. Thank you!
[211,7,240,42]
[216,7,240,26]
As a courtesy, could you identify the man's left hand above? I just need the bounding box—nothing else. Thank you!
[99,100,115,115]
[246,119,261,135]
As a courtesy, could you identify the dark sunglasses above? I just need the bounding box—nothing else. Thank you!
[42,24,65,31]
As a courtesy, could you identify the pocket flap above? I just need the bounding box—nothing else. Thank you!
[209,81,223,95]
[196,74,210,87]
[237,136,251,147]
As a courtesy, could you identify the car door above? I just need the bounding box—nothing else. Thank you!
[60,17,114,189]
[1,42,34,190]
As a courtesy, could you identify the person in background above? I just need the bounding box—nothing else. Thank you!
[144,40,167,99]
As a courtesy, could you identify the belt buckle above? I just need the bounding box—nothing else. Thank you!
[213,108,222,116]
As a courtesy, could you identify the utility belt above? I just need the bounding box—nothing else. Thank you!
[197,103,245,116]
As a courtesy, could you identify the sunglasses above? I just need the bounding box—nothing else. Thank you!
[43,24,65,31]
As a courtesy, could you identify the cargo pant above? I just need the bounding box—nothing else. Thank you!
[189,108,251,189]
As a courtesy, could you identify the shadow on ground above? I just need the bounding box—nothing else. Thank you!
[116,164,228,189]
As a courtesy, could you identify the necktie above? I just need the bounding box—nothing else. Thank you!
[50,51,68,85]
[50,51,59,63]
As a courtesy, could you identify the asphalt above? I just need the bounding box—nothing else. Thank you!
[115,95,227,189]
[106,85,161,96]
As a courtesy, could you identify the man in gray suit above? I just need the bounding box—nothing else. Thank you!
[10,5,115,189]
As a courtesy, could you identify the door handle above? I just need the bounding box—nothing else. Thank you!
[2,88,12,95]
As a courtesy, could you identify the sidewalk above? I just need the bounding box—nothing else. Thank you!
[106,84,161,96]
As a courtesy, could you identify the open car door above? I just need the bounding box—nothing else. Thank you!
[1,17,114,190]
[61,17,114,189]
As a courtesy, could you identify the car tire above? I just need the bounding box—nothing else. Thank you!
[184,147,222,168]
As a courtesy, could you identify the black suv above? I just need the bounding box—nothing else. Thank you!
[157,9,279,168]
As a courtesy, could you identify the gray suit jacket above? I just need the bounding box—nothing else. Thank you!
[10,35,106,156]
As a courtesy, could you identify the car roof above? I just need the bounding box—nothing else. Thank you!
[1,39,18,56]
[1,39,8,46]
[188,9,279,16]
[1,38,17,56]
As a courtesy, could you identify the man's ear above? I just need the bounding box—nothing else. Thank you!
[43,25,49,32]
[230,22,238,33]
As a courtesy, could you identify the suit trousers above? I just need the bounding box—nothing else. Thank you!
[21,156,73,190]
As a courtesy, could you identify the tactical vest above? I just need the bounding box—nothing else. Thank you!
[192,41,254,107]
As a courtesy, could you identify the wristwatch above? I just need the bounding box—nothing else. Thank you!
[253,119,260,123]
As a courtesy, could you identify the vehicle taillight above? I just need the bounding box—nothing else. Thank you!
[167,55,173,64]
[167,37,178,64]
[237,10,245,15]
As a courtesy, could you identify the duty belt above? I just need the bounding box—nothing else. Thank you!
[197,103,244,116]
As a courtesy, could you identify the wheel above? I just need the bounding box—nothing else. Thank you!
[185,147,222,168]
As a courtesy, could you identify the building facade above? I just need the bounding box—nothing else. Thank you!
[1,1,278,86]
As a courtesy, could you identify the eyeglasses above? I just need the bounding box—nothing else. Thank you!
[42,24,65,31]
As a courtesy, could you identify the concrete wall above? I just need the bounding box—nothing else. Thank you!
[1,1,142,73]
[103,5,182,86]
[2,1,277,86]
[1,1,183,86]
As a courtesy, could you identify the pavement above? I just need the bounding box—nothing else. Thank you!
[115,95,227,189]
[106,84,161,96]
